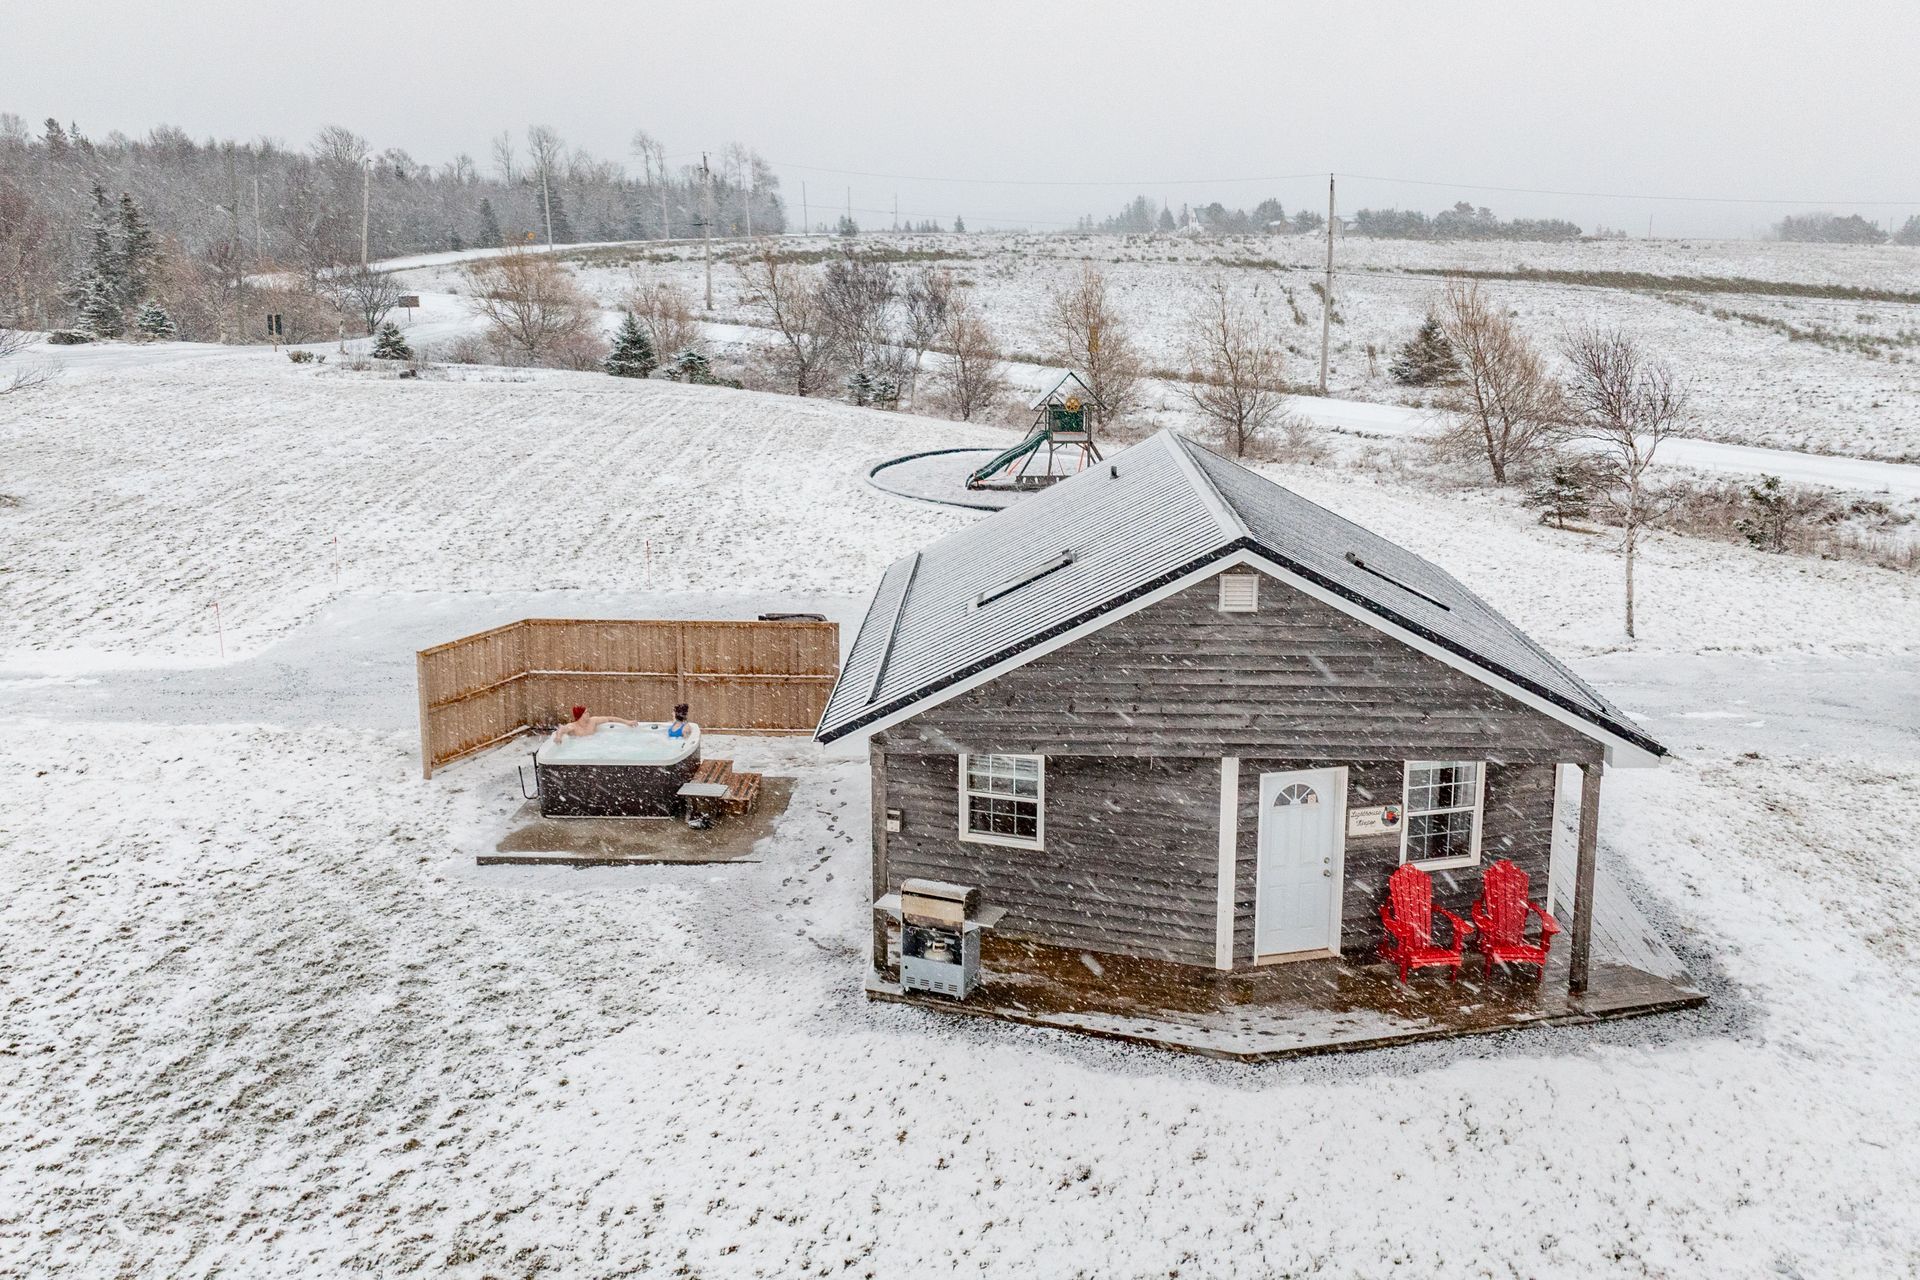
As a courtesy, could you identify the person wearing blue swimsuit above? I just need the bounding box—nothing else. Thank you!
[667,703,692,738]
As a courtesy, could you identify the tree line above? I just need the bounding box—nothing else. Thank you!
[0,114,785,337]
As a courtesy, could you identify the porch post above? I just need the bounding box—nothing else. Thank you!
[1567,761,1603,997]
[870,744,891,975]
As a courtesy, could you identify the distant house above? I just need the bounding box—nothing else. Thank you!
[817,430,1677,1050]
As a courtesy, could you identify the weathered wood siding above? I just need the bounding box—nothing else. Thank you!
[880,572,1603,765]
[881,751,1221,965]
[1232,758,1559,962]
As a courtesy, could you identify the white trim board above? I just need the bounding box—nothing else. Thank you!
[836,548,1659,767]
[1214,757,1239,970]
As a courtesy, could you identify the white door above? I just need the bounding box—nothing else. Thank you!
[1255,768,1345,958]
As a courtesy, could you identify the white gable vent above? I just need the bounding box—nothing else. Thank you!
[1218,573,1259,613]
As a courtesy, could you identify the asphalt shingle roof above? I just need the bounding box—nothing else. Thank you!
[816,430,1662,759]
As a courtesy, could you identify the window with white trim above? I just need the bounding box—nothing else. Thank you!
[1400,761,1484,868]
[959,753,1044,848]
[1218,573,1259,612]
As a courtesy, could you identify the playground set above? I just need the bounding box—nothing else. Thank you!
[966,374,1105,491]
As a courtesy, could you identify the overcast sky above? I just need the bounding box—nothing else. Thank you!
[5,0,1916,238]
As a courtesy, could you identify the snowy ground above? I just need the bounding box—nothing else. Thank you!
[4,350,1920,1276]
[545,230,1920,461]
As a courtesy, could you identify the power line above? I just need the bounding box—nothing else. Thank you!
[1335,172,1920,208]
[760,156,1917,208]
[770,160,1329,188]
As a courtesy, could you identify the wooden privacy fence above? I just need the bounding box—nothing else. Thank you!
[417,618,840,777]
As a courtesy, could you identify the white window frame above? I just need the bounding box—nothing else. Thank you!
[1398,760,1486,870]
[1217,573,1259,613]
[957,753,1046,850]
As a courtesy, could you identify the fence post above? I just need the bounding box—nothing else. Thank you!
[418,651,435,779]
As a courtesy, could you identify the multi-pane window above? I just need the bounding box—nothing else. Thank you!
[960,754,1044,848]
[1401,761,1483,867]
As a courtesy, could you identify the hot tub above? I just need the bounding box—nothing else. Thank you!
[529,723,701,817]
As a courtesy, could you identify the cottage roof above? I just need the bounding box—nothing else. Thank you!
[817,430,1663,762]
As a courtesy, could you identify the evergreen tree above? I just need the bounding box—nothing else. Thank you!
[837,214,859,237]
[953,214,966,233]
[134,301,176,341]
[371,320,412,360]
[477,198,503,247]
[116,192,159,307]
[545,186,574,243]
[1389,313,1461,386]
[76,272,122,337]
[1525,462,1594,530]
[604,312,658,378]
[1156,205,1176,232]
[1735,475,1791,552]
[449,228,465,253]
[672,349,715,383]
[1895,215,1920,247]
[845,367,875,406]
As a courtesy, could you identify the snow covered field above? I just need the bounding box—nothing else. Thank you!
[544,231,1920,461]
[4,351,1920,1276]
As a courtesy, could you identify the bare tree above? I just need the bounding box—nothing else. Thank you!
[525,125,566,246]
[1044,262,1142,427]
[332,263,403,335]
[737,242,838,396]
[490,131,518,184]
[1438,278,1562,484]
[1,325,54,396]
[462,245,597,365]
[819,249,897,377]
[623,271,702,360]
[899,267,954,410]
[1559,323,1690,640]
[936,291,1007,421]
[1176,277,1292,457]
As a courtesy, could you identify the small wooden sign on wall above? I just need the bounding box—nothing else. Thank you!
[1347,804,1403,837]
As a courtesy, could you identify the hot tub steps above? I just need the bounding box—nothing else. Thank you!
[690,758,763,817]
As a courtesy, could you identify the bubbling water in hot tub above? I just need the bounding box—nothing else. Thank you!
[536,722,700,767]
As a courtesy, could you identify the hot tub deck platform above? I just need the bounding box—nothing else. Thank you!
[481,775,794,866]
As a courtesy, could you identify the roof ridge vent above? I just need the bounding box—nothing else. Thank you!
[1343,551,1452,612]
[972,549,1074,610]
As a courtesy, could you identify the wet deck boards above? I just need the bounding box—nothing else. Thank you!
[868,871,1703,1060]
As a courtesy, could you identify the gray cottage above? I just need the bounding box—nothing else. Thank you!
[818,431,1694,1056]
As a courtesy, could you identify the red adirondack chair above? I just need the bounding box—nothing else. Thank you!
[1378,864,1474,983]
[1470,859,1561,978]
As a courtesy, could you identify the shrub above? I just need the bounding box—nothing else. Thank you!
[47,329,93,345]
[287,349,326,364]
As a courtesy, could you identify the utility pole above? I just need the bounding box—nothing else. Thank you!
[893,193,898,232]
[845,186,851,232]
[1318,173,1334,395]
[252,173,263,265]
[745,173,754,239]
[360,156,371,266]
[802,181,809,236]
[700,153,714,310]
[540,160,555,247]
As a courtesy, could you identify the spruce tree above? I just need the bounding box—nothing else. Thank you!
[1389,313,1461,386]
[477,198,503,247]
[845,367,874,405]
[134,301,176,341]
[546,186,574,243]
[449,228,465,253]
[953,215,965,233]
[604,313,658,378]
[371,320,412,360]
[1525,462,1593,530]
[673,349,715,383]
[77,272,122,337]
[117,192,159,307]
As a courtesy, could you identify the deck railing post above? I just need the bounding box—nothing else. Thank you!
[1568,761,1604,997]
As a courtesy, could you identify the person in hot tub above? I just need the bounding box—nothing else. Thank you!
[549,705,641,743]
[666,704,698,741]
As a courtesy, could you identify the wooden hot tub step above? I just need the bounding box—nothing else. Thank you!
[725,772,762,816]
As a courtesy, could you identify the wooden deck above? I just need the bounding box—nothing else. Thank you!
[868,871,1703,1061]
